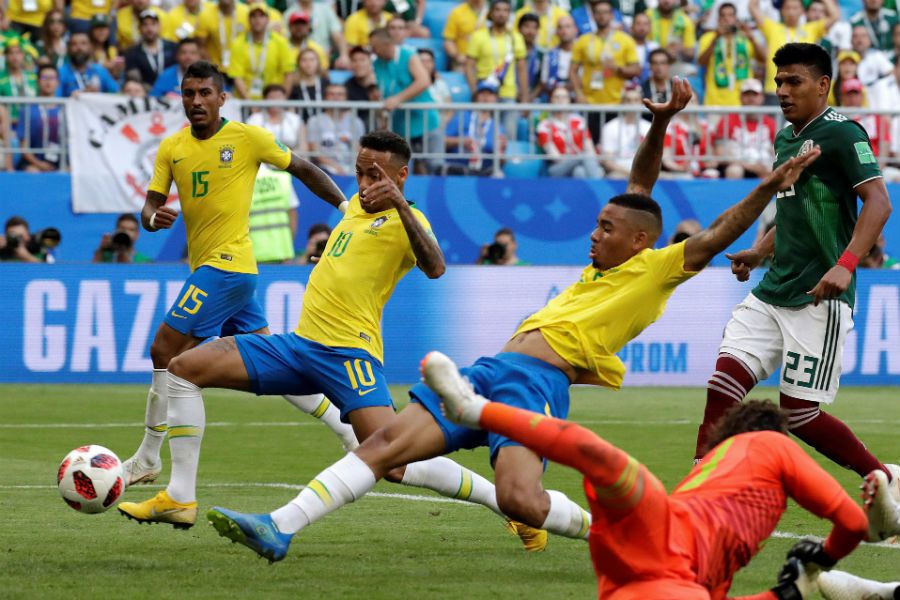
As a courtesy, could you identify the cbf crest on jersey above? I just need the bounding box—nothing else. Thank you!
[366,216,389,236]
[219,145,235,166]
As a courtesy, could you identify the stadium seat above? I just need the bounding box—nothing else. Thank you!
[440,70,471,103]
[328,70,352,85]
[406,37,449,71]
[423,1,456,39]
[503,141,544,178]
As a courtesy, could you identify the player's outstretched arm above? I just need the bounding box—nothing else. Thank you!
[728,226,776,283]
[284,153,348,211]
[142,190,177,232]
[683,148,821,272]
[626,77,692,196]
[806,178,891,305]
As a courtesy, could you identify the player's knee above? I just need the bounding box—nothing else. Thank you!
[167,353,202,386]
[150,336,177,368]
[353,429,397,480]
[496,481,547,527]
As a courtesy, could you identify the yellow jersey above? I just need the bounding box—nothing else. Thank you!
[195,3,249,69]
[148,119,292,274]
[344,9,391,47]
[647,8,697,52]
[698,31,756,106]
[165,2,212,41]
[227,32,294,98]
[513,241,696,389]
[117,6,170,50]
[70,0,112,22]
[760,18,826,94]
[443,1,489,57]
[7,0,53,28]
[571,30,638,105]
[467,28,527,100]
[289,38,329,71]
[295,194,434,363]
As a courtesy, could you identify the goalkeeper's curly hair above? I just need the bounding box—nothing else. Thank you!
[703,399,789,455]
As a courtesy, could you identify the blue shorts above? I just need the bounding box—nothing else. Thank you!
[410,352,571,462]
[235,333,394,422]
[164,266,267,339]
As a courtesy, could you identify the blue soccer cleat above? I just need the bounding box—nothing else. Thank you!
[207,507,293,563]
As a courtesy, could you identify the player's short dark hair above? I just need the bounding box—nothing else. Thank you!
[360,130,412,165]
[117,213,139,227]
[182,60,226,92]
[773,42,832,80]
[177,37,200,51]
[518,12,540,28]
[648,48,672,64]
[703,400,789,454]
[349,45,370,58]
[608,193,663,231]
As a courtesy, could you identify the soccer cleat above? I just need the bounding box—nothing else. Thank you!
[505,519,548,552]
[117,490,197,529]
[121,455,162,487]
[207,507,293,563]
[419,351,487,428]
[885,464,900,504]
[862,470,900,542]
[818,570,900,600]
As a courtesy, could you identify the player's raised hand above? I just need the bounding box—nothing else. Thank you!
[361,162,406,212]
[642,76,692,120]
[151,205,178,230]
[767,146,821,191]
[725,248,764,282]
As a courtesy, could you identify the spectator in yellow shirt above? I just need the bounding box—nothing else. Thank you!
[286,12,329,71]
[444,0,490,70]
[646,0,697,63]
[195,0,248,71]
[117,0,169,51]
[167,0,211,42]
[68,0,113,35]
[465,0,527,139]
[570,0,640,143]
[698,2,765,106]
[750,0,839,101]
[7,0,54,39]
[227,1,293,99]
[344,0,391,47]
[515,0,568,51]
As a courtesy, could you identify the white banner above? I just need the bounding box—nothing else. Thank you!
[68,93,238,213]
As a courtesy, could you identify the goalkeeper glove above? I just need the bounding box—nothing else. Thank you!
[787,539,838,570]
[771,557,815,600]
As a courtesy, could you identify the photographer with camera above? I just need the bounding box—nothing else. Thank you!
[296,222,332,265]
[477,227,527,266]
[93,213,151,264]
[0,216,60,263]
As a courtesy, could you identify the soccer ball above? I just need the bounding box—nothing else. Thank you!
[57,445,125,514]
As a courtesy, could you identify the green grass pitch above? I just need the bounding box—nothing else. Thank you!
[2,384,897,599]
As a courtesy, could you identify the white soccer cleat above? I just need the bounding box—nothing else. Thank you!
[885,464,900,504]
[419,351,487,428]
[818,570,900,600]
[863,469,900,542]
[121,455,162,488]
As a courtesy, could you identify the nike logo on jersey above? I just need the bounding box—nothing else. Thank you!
[170,311,187,319]
[173,157,186,164]
[358,388,377,397]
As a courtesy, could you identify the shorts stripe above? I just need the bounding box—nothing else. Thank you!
[819,302,841,390]
[825,302,843,388]
[815,302,833,390]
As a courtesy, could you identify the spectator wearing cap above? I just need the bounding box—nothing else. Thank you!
[646,0,697,64]
[443,0,489,71]
[850,0,898,52]
[518,13,544,101]
[538,86,602,179]
[195,0,248,71]
[830,49,862,105]
[631,12,659,83]
[116,0,169,52]
[59,31,120,95]
[515,0,567,52]
[124,10,177,86]
[0,40,37,125]
[167,0,211,42]
[710,78,776,179]
[697,2,764,107]
[1,26,39,73]
[842,77,890,156]
[466,0,527,141]
[345,0,392,47]
[370,27,441,173]
[345,46,377,127]
[88,14,123,80]
[598,85,650,179]
[7,0,54,40]
[67,0,113,36]
[284,0,350,70]
[537,14,578,97]
[18,64,63,172]
[287,11,330,73]
[444,79,506,176]
[851,23,894,85]
[641,48,671,106]
[749,0,839,103]
[150,37,201,96]
[570,0,639,144]
[227,1,293,99]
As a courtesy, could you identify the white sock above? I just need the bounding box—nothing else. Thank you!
[400,457,502,516]
[165,373,205,504]
[134,369,168,464]
[271,453,376,534]
[541,489,591,540]
[283,394,359,451]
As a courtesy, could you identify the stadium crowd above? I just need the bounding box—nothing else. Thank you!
[0,0,899,177]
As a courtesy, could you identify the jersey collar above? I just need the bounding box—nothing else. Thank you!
[791,106,829,137]
[190,117,229,141]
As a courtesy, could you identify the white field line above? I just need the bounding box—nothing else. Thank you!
[3,481,898,551]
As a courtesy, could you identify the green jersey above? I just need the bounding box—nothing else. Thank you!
[753,107,882,310]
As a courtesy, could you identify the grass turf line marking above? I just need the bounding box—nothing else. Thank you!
[7,481,899,550]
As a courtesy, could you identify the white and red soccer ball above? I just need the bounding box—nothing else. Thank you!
[57,445,124,514]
